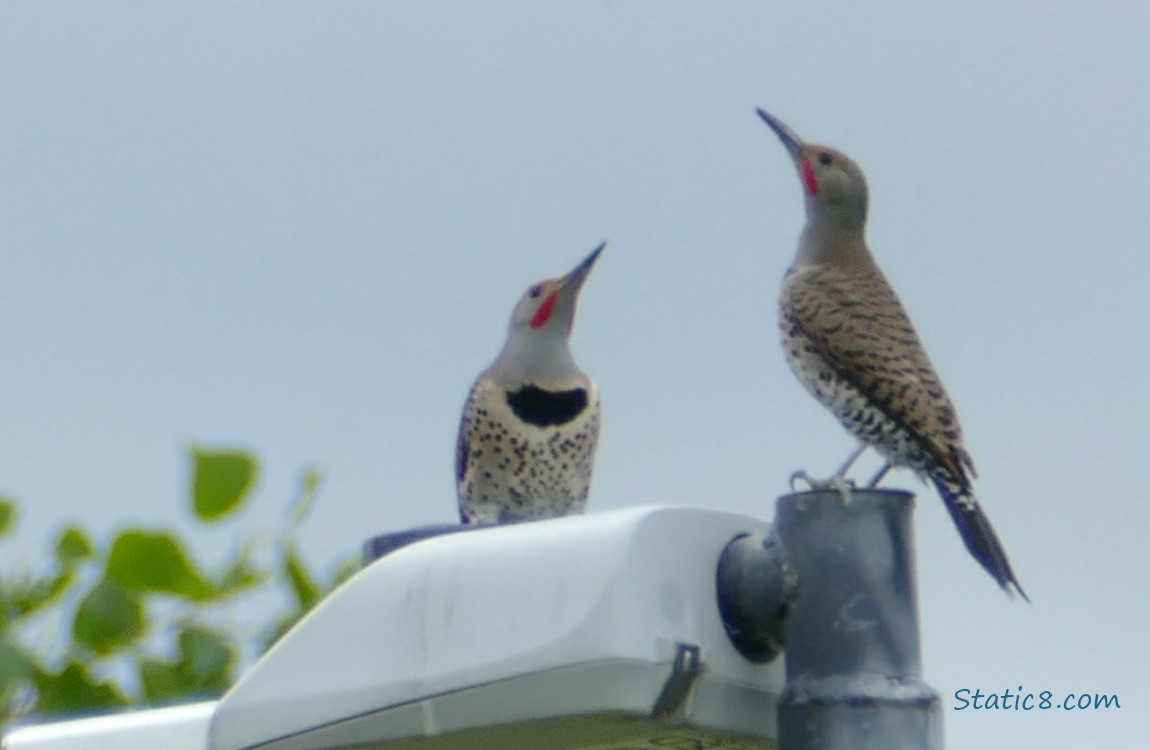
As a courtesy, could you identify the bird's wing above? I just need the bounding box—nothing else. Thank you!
[783,264,973,481]
[455,383,479,486]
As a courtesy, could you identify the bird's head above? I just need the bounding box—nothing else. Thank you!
[507,242,605,339]
[757,109,869,228]
[489,242,605,384]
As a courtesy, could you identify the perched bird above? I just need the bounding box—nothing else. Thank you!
[456,243,604,525]
[757,108,1026,598]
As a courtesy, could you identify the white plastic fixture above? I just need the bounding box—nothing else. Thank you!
[5,506,785,750]
[1,702,215,750]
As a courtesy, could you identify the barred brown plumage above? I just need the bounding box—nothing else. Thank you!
[759,109,1026,599]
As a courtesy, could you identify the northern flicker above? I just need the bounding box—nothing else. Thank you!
[455,243,604,525]
[757,108,1026,598]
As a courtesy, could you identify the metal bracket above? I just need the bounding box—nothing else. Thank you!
[650,643,702,719]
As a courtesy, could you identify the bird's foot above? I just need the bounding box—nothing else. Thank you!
[833,474,855,504]
[790,469,858,502]
[788,469,815,491]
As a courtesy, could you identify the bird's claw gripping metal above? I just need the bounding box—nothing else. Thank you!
[789,444,867,501]
[788,470,815,491]
[789,469,858,503]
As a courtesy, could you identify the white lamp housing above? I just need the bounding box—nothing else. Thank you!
[210,505,783,749]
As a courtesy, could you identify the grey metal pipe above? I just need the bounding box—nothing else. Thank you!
[774,488,942,749]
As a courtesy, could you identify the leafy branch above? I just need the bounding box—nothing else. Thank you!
[0,447,354,727]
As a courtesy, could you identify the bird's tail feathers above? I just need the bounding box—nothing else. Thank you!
[933,476,1028,601]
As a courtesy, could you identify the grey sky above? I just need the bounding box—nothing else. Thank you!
[1,3,1147,746]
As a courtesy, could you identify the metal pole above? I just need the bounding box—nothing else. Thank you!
[774,488,942,749]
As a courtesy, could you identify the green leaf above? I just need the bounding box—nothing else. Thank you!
[190,447,258,521]
[263,553,356,653]
[178,626,233,689]
[0,635,40,691]
[215,543,269,596]
[139,625,234,702]
[40,569,76,609]
[36,661,129,714]
[3,570,75,620]
[0,637,38,724]
[73,578,143,655]
[262,613,300,653]
[106,529,213,599]
[283,540,320,612]
[56,525,95,567]
[328,555,360,590]
[0,497,17,538]
[137,658,183,704]
[289,468,324,526]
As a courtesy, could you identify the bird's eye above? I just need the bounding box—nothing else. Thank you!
[818,151,833,166]
[529,285,543,298]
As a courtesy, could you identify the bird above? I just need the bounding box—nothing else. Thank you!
[455,243,604,525]
[756,108,1026,599]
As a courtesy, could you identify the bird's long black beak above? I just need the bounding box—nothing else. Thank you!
[757,108,804,159]
[563,241,606,286]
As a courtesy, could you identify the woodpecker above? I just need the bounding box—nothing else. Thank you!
[456,243,604,525]
[757,108,1026,598]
